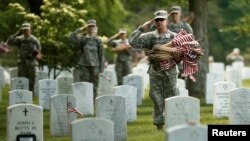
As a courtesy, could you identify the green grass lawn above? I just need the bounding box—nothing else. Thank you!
[1,80,250,141]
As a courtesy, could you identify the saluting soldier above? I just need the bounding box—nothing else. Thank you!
[107,28,132,85]
[69,19,104,100]
[8,22,42,94]
[129,10,179,130]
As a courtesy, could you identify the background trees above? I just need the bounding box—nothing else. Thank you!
[0,0,249,95]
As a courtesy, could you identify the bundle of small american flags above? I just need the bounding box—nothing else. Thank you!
[147,30,204,82]
[67,102,84,118]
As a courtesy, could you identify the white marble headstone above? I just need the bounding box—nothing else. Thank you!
[72,82,94,116]
[0,66,5,88]
[11,77,29,91]
[7,104,43,141]
[213,81,236,117]
[98,70,115,96]
[71,118,114,141]
[229,88,250,124]
[56,75,73,95]
[123,74,144,106]
[34,70,48,97]
[106,64,118,86]
[0,66,4,102]
[242,67,250,79]
[165,96,200,129]
[178,88,189,97]
[167,124,207,141]
[226,68,242,88]
[9,67,18,79]
[232,61,244,70]
[209,62,225,74]
[114,85,137,122]
[72,68,80,82]
[95,95,127,141]
[177,79,186,89]
[38,79,57,110]
[205,73,224,104]
[9,89,33,106]
[50,94,77,136]
[132,63,149,90]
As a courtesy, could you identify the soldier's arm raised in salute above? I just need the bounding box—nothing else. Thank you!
[69,26,87,46]
[129,20,154,49]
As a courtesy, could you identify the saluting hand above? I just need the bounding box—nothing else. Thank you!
[141,19,154,30]
[80,25,88,31]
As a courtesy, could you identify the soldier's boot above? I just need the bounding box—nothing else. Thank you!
[156,124,163,130]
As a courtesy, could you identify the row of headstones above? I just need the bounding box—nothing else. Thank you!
[209,61,248,79]
[170,79,250,125]
[2,63,184,105]
[5,70,190,141]
[9,78,138,121]
[207,62,250,122]
[206,61,248,104]
[8,74,141,141]
[7,93,205,141]
[7,105,207,141]
[3,65,146,105]
[10,72,144,105]
[13,81,249,141]
[9,71,187,108]
[209,80,250,123]
[7,94,127,141]
[168,86,250,140]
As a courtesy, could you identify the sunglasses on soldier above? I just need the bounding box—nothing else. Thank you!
[155,18,165,22]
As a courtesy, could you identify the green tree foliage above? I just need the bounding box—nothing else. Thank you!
[223,14,250,64]
[5,0,87,77]
[83,0,127,36]
[208,0,250,63]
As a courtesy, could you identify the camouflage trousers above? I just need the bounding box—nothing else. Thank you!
[17,62,36,93]
[149,73,179,126]
[79,66,100,100]
[115,60,132,85]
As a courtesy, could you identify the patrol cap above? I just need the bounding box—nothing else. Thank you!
[154,10,168,19]
[87,19,96,26]
[170,5,181,14]
[119,28,127,34]
[22,22,31,30]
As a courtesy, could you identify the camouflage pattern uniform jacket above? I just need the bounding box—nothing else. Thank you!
[107,38,132,85]
[168,21,193,34]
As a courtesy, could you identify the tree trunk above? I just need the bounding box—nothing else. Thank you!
[187,0,209,96]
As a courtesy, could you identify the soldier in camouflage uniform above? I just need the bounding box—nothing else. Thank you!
[129,10,179,130]
[69,19,104,100]
[168,5,193,34]
[8,22,41,93]
[107,28,132,85]
[168,5,193,79]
